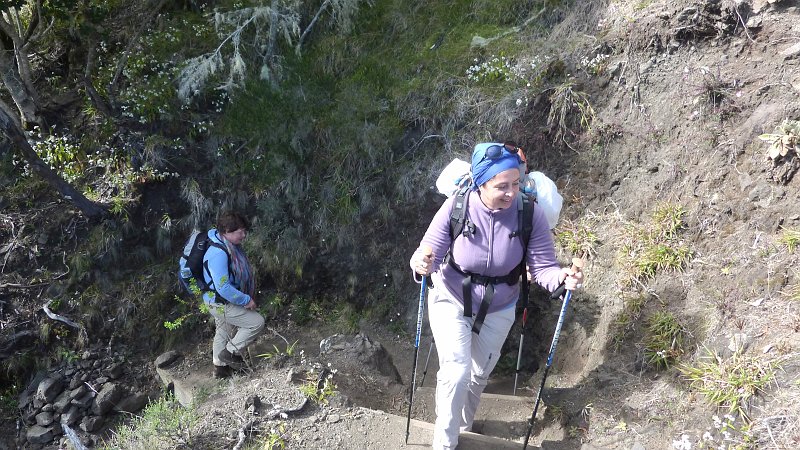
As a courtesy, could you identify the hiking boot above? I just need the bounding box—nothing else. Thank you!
[218,348,246,370]
[213,364,232,379]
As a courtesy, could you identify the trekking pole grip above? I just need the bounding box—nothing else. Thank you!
[550,257,585,299]
[413,245,434,283]
[570,257,584,274]
[414,245,433,345]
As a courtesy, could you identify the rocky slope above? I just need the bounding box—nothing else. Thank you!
[6,0,800,449]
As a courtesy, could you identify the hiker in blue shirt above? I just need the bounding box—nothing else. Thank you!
[203,211,265,378]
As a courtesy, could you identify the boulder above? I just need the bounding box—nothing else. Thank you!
[113,391,149,414]
[26,425,54,445]
[53,390,71,413]
[91,383,124,415]
[69,385,88,401]
[320,333,401,382]
[80,415,104,433]
[61,406,82,426]
[36,377,64,403]
[71,392,95,410]
[155,350,182,369]
[35,411,54,426]
[106,363,126,379]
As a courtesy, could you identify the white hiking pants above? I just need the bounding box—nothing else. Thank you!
[209,303,265,365]
[428,286,516,450]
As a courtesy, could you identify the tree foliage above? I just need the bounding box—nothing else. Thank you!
[177,0,368,102]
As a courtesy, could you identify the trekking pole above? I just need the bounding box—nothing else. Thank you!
[512,305,528,396]
[419,339,435,387]
[523,258,583,450]
[406,245,433,444]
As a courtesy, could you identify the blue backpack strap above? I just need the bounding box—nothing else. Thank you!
[203,241,231,302]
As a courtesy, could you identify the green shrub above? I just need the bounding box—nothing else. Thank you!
[101,394,199,449]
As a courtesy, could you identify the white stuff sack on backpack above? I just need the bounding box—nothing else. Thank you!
[434,157,563,229]
[527,171,563,230]
[435,158,472,198]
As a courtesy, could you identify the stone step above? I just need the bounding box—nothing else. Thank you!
[156,359,535,449]
[409,386,536,444]
[399,413,528,449]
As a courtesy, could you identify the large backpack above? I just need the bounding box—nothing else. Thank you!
[178,231,229,297]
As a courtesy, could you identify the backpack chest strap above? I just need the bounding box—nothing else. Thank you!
[447,258,521,334]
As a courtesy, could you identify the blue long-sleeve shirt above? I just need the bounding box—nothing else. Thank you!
[202,229,251,306]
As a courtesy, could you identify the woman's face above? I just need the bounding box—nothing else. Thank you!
[222,228,247,245]
[478,168,520,210]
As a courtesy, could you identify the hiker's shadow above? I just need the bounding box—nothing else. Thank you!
[518,283,696,449]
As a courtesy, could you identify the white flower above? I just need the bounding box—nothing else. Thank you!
[516,98,523,106]
[671,434,692,450]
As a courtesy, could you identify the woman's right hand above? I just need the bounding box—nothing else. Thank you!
[412,246,435,276]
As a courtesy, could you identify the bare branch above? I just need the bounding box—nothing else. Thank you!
[43,299,81,329]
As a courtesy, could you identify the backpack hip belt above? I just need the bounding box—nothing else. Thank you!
[447,258,522,335]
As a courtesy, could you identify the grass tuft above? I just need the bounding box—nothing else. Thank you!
[612,292,649,350]
[642,310,687,369]
[555,217,599,259]
[778,226,800,253]
[546,77,595,147]
[679,350,778,420]
[618,202,692,286]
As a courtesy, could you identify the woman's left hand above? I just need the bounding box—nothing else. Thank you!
[560,266,584,291]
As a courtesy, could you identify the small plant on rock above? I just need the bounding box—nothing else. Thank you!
[759,119,800,161]
[701,414,754,449]
[261,422,288,449]
[300,372,337,405]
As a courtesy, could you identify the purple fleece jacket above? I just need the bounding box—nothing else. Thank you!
[411,191,563,314]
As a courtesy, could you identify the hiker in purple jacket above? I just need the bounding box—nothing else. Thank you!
[410,143,583,450]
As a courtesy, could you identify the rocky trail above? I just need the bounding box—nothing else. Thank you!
[151,322,582,450]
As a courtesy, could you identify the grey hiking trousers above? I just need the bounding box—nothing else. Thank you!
[209,303,265,365]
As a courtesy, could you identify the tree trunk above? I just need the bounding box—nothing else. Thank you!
[0,38,41,127]
[84,44,115,119]
[0,100,106,219]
